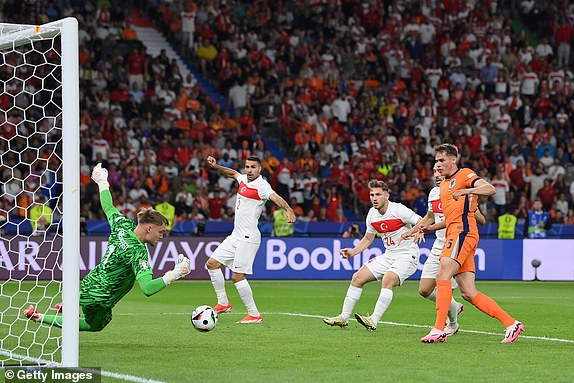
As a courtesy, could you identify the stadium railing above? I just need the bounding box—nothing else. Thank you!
[5,218,573,239]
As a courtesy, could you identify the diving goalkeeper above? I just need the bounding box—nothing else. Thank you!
[23,163,191,331]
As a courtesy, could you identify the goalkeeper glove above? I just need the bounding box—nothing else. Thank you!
[91,163,110,191]
[163,254,191,285]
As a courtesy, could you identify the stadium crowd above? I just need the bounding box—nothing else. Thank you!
[3,0,574,235]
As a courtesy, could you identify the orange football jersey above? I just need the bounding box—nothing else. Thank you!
[439,168,481,235]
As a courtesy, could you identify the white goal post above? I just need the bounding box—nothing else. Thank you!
[0,18,79,367]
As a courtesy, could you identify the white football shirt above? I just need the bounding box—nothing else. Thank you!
[232,174,275,243]
[366,202,421,253]
[428,187,446,252]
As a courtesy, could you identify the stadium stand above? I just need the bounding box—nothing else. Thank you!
[2,0,574,238]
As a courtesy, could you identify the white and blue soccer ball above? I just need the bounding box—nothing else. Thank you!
[191,305,218,332]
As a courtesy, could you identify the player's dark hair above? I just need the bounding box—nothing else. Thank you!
[137,208,169,226]
[368,180,389,192]
[246,156,262,165]
[435,143,459,157]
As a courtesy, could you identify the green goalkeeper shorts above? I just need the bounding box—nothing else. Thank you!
[82,305,113,332]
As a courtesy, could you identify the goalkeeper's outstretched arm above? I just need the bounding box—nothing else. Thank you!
[99,189,121,222]
[137,254,191,296]
[137,274,169,297]
[91,163,121,221]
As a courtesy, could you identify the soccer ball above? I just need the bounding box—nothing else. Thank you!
[191,305,218,332]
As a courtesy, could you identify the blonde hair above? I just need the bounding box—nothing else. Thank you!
[367,180,389,192]
[137,208,168,226]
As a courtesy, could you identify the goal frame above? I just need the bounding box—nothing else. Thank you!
[0,17,80,367]
[60,17,80,368]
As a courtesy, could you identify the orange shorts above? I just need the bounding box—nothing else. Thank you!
[440,231,479,274]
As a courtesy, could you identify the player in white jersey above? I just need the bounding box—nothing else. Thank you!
[323,180,422,331]
[206,155,295,323]
[401,167,487,335]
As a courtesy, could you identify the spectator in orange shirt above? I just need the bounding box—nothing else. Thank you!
[262,150,279,178]
[326,185,343,221]
[290,197,304,218]
[121,22,138,40]
[295,150,319,174]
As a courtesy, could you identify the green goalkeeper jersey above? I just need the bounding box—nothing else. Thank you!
[80,190,153,308]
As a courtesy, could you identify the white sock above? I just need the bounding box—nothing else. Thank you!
[370,288,394,324]
[425,289,437,301]
[447,297,461,324]
[234,279,260,317]
[208,269,229,306]
[340,285,363,320]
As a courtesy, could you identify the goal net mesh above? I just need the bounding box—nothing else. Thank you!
[0,22,65,367]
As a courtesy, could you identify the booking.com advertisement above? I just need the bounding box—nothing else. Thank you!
[1,235,558,281]
[250,238,524,281]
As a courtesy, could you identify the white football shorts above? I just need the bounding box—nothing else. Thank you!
[420,248,458,289]
[364,250,419,285]
[210,235,260,275]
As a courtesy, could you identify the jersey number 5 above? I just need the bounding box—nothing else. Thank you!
[445,238,454,249]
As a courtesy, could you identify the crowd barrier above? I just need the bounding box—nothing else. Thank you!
[1,236,573,281]
[91,220,574,238]
[4,218,574,239]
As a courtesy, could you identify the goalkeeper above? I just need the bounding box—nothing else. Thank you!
[23,164,191,331]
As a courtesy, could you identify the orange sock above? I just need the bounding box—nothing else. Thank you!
[471,291,515,327]
[433,279,452,331]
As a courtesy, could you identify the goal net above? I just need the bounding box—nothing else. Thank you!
[0,18,79,367]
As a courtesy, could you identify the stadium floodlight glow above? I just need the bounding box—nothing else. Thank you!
[0,18,79,368]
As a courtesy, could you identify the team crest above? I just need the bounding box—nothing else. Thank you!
[139,260,149,270]
[449,179,456,188]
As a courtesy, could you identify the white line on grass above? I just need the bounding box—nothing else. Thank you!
[0,350,59,367]
[266,312,574,344]
[0,350,167,383]
[95,370,166,383]
[117,311,574,344]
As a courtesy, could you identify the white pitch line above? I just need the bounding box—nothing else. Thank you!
[113,311,574,344]
[3,310,571,378]
[0,350,59,367]
[0,350,167,383]
[97,370,166,383]
[269,312,574,344]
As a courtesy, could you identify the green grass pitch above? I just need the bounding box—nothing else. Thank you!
[2,280,574,382]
